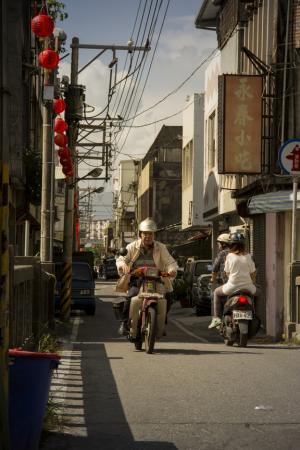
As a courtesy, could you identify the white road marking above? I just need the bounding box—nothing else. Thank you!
[169,318,209,343]
[70,316,80,342]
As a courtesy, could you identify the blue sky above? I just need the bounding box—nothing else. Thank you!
[56,1,217,218]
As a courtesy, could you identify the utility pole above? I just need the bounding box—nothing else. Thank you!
[60,37,150,318]
[40,37,54,262]
[60,36,79,319]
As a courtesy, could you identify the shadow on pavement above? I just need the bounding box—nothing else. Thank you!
[247,344,300,350]
[152,348,261,355]
[41,303,179,450]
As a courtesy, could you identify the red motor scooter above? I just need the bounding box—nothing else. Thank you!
[129,266,169,354]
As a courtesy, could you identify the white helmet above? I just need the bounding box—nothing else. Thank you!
[138,218,157,232]
[217,233,231,244]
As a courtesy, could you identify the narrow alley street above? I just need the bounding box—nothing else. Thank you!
[41,280,300,450]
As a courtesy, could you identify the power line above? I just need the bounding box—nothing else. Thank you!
[118,100,190,128]
[122,47,218,123]
[115,0,169,155]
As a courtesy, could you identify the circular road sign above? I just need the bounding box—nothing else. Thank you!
[278,139,300,175]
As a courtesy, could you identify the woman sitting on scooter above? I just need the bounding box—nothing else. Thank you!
[208,232,258,329]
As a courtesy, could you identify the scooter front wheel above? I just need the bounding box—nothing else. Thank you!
[145,307,157,354]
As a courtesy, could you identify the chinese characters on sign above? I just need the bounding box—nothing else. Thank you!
[278,139,300,175]
[218,75,263,174]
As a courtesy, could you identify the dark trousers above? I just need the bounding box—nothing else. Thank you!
[121,286,173,324]
[121,285,139,322]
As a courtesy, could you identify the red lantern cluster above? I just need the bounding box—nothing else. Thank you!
[31,11,72,179]
[31,13,54,38]
[58,147,74,177]
[32,11,59,71]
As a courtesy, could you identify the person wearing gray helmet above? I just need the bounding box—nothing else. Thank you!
[208,232,258,329]
[211,233,231,286]
[116,217,178,336]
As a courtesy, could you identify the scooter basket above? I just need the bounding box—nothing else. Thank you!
[112,301,124,320]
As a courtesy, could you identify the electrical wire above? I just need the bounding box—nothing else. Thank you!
[119,101,191,128]
[115,0,169,155]
[114,0,163,149]
[114,1,155,121]
[122,46,218,123]
[85,0,148,123]
[110,0,142,113]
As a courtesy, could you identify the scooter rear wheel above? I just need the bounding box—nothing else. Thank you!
[239,333,248,347]
[145,307,157,354]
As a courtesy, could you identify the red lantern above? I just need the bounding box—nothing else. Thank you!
[31,13,54,38]
[38,49,59,70]
[53,98,66,114]
[62,165,74,177]
[57,147,66,158]
[54,133,68,147]
[57,147,70,158]
[54,118,68,133]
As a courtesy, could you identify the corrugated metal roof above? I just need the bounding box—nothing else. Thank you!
[248,190,300,214]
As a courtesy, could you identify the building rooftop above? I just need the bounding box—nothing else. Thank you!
[195,0,221,30]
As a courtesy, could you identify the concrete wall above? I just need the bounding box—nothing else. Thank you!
[138,163,151,198]
[182,93,206,229]
[203,53,220,220]
[265,213,285,339]
[283,210,300,333]
[118,160,136,211]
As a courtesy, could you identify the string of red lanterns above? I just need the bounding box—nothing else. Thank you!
[32,5,73,178]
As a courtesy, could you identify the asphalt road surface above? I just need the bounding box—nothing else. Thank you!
[41,280,300,450]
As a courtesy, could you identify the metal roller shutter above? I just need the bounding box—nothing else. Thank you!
[252,214,266,328]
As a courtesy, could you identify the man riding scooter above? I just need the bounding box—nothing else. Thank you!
[116,218,178,336]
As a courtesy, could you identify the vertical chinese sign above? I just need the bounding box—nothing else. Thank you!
[218,74,263,174]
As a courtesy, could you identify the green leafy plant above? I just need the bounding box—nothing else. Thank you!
[43,392,64,433]
[36,1,68,22]
[37,333,60,353]
[48,0,68,21]
[22,328,61,353]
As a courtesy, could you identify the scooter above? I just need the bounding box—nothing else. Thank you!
[129,266,168,354]
[220,291,260,347]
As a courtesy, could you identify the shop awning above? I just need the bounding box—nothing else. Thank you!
[248,190,300,214]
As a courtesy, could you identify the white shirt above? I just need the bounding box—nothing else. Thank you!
[222,252,256,295]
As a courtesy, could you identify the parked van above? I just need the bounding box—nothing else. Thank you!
[54,261,96,315]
